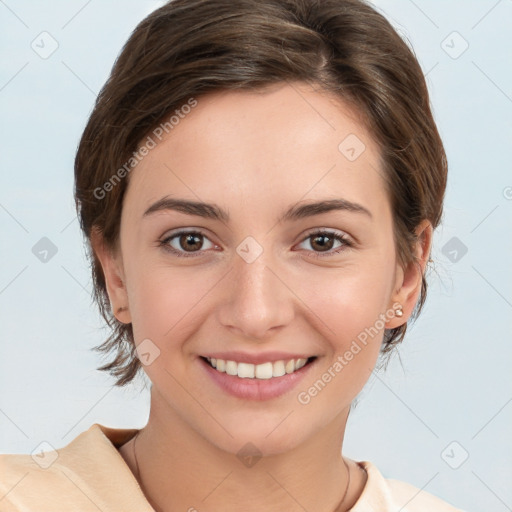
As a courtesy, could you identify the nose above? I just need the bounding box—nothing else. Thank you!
[216,244,295,340]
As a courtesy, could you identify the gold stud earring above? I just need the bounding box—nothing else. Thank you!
[395,307,403,317]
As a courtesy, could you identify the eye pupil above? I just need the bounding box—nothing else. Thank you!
[311,234,333,252]
[181,233,202,251]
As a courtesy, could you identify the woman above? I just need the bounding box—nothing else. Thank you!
[0,0,465,510]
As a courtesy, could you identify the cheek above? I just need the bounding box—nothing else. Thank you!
[292,261,391,394]
[300,261,392,344]
[126,262,216,343]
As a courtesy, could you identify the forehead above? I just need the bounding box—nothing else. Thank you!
[124,82,389,225]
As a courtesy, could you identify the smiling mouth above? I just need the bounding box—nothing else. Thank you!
[201,356,317,379]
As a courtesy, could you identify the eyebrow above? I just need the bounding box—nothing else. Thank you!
[143,196,373,222]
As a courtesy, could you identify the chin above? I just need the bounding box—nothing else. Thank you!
[202,406,323,457]
[209,424,308,459]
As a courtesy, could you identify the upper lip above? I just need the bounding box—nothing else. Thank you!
[201,351,316,365]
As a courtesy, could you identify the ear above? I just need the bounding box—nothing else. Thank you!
[386,219,433,328]
[90,227,131,324]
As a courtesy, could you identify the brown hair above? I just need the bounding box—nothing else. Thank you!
[74,0,447,386]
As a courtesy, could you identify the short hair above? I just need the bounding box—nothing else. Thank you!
[74,0,447,386]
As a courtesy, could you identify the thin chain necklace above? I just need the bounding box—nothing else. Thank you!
[132,431,352,512]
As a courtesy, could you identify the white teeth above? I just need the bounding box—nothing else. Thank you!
[225,360,238,376]
[285,359,295,374]
[295,358,307,370]
[237,362,255,378]
[255,362,273,380]
[272,360,286,377]
[205,356,311,379]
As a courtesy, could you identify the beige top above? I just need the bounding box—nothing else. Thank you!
[0,423,464,511]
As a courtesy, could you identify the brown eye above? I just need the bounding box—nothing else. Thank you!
[178,233,203,252]
[160,230,216,258]
[309,233,335,252]
[297,229,353,257]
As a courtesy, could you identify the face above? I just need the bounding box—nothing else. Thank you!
[95,82,431,456]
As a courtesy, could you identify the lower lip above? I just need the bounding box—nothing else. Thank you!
[199,357,316,401]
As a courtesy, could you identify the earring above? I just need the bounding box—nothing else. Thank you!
[395,307,403,317]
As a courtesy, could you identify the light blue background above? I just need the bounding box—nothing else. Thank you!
[1,1,511,511]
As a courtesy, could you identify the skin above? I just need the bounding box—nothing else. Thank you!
[93,81,432,511]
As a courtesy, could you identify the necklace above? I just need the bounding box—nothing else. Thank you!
[132,432,352,512]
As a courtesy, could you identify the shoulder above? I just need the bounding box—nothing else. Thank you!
[0,423,150,512]
[0,451,77,511]
[349,460,466,512]
[385,477,466,511]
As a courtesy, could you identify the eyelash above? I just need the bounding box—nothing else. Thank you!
[158,229,353,259]
[302,229,354,258]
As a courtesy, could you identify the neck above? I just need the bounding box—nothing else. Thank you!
[122,390,366,512]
